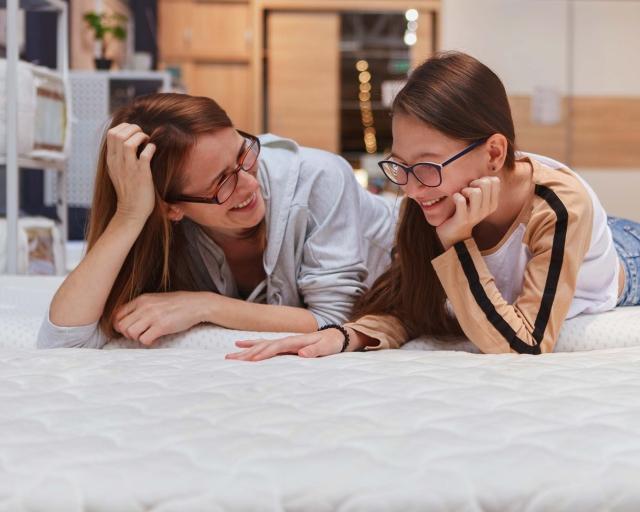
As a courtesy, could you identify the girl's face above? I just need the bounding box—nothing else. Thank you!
[170,127,266,235]
[390,113,492,227]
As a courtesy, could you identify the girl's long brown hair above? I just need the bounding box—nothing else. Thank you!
[87,93,233,338]
[351,51,517,339]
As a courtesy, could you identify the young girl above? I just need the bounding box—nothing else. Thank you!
[227,51,639,361]
[38,93,396,348]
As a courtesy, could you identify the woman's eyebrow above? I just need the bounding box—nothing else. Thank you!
[205,138,246,190]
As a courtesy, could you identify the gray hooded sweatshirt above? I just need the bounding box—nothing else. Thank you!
[37,134,397,348]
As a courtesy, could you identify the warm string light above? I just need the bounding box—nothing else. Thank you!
[356,59,377,154]
[404,9,419,46]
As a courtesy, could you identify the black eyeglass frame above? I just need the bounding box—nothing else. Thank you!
[168,130,261,205]
[377,138,489,187]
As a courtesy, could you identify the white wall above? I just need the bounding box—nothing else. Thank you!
[441,0,640,221]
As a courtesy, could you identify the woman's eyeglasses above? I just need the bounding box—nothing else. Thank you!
[169,130,261,205]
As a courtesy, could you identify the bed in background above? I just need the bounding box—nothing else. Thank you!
[1,275,640,511]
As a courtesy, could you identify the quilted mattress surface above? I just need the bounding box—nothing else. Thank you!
[2,276,640,511]
[2,346,640,511]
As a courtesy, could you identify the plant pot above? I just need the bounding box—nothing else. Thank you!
[94,57,113,70]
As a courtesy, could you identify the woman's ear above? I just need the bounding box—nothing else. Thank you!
[164,202,184,222]
[486,134,508,172]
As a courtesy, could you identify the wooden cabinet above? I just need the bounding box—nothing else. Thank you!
[159,1,250,61]
[158,1,193,58]
[158,0,253,131]
[267,12,340,152]
[157,0,441,140]
[192,63,252,130]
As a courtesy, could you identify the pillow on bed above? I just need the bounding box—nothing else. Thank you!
[1,275,639,353]
[103,306,640,353]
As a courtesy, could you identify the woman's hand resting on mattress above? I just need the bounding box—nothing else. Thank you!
[225,328,355,362]
[113,291,211,345]
[106,122,157,224]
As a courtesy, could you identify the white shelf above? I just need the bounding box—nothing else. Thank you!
[0,0,67,11]
[0,156,67,172]
[2,0,69,274]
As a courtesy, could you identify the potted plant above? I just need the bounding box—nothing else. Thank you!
[83,11,128,70]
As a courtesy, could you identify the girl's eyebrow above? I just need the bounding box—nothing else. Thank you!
[389,150,440,162]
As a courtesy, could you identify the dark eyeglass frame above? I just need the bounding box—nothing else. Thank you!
[168,130,261,205]
[378,138,488,187]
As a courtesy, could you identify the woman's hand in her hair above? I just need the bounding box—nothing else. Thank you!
[106,122,157,224]
[436,176,501,250]
[113,291,211,345]
[225,328,349,362]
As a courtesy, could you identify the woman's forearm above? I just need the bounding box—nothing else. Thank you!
[49,212,146,326]
[203,295,319,333]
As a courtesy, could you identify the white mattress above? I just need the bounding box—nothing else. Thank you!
[2,276,640,510]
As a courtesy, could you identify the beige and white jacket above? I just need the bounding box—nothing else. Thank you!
[347,155,623,355]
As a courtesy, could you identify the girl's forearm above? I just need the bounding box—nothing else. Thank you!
[49,213,146,326]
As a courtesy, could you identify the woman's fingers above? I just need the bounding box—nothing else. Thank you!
[114,299,138,323]
[121,317,151,341]
[123,131,150,163]
[138,325,162,346]
[138,142,156,164]
[108,123,141,159]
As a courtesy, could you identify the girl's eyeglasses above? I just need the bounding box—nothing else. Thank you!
[378,138,488,187]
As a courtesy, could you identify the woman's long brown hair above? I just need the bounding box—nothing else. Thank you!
[351,51,517,339]
[86,93,233,338]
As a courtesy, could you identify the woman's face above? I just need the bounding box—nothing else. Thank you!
[390,113,490,227]
[173,127,266,235]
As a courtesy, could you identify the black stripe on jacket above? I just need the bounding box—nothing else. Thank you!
[452,184,568,354]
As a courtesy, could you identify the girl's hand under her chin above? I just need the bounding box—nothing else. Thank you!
[113,291,211,346]
[226,329,346,362]
[436,176,501,250]
[106,122,157,224]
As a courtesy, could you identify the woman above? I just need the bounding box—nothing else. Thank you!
[228,51,639,361]
[38,93,396,348]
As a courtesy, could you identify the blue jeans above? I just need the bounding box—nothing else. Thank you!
[608,216,640,306]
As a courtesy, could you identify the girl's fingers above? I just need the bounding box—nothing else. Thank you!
[490,176,501,212]
[226,341,271,360]
[470,178,491,212]
[298,338,340,358]
[249,336,312,361]
[226,334,318,361]
[460,186,482,220]
[235,340,261,348]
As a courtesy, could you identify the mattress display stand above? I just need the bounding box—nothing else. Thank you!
[1,0,70,274]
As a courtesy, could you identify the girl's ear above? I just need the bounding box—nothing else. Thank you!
[486,133,508,172]
[164,202,184,222]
